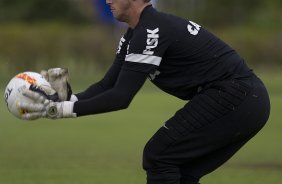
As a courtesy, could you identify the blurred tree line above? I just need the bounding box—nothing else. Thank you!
[0,0,89,23]
[0,0,281,82]
[159,0,281,28]
[1,0,281,27]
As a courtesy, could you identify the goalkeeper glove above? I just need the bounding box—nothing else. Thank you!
[41,68,75,101]
[18,89,77,120]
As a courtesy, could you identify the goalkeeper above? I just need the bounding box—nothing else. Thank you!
[19,0,270,184]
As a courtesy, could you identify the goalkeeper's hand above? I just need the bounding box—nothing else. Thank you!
[18,89,77,120]
[41,68,76,102]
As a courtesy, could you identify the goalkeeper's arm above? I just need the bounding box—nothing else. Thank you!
[73,69,147,116]
[18,65,147,120]
[75,62,122,100]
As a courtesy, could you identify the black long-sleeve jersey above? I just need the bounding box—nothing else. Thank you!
[74,5,252,116]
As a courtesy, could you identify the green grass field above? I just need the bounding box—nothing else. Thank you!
[1,72,282,184]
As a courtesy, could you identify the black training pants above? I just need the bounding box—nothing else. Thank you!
[143,75,270,184]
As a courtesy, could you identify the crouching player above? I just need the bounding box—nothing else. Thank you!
[19,0,270,183]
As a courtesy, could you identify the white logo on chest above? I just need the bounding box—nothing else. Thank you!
[143,28,159,55]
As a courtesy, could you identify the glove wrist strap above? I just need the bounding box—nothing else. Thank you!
[62,101,77,118]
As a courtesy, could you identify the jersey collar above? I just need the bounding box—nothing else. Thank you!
[134,5,154,29]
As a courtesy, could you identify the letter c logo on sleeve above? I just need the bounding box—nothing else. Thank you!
[187,21,201,36]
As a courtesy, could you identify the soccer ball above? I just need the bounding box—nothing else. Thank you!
[4,72,51,119]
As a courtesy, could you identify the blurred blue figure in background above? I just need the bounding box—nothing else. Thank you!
[93,0,157,24]
[93,0,115,24]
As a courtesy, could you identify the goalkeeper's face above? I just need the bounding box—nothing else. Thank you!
[106,0,132,22]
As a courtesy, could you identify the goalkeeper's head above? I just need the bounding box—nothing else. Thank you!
[106,0,152,27]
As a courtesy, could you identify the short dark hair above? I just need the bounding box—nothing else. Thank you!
[144,0,151,2]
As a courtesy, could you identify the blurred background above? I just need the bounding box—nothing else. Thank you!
[0,1,282,184]
[0,0,281,86]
